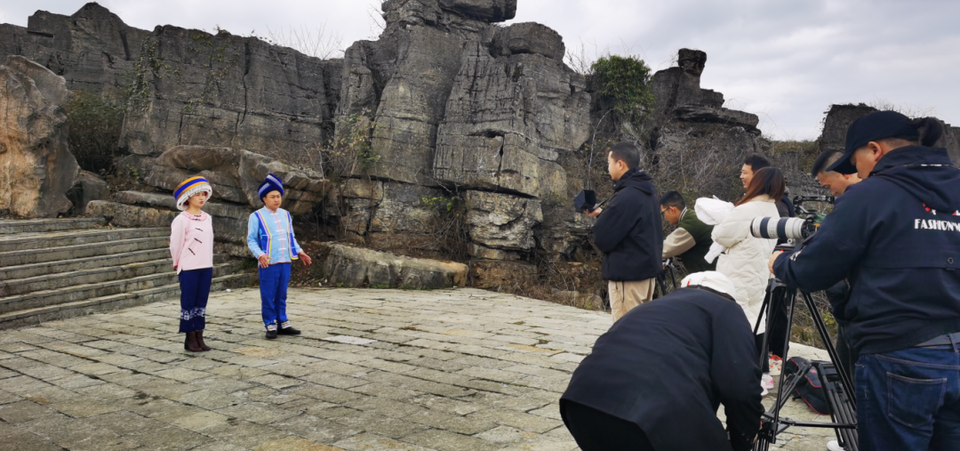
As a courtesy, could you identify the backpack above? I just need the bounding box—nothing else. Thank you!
[783,356,829,415]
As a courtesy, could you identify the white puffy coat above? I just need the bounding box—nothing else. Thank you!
[711,195,779,333]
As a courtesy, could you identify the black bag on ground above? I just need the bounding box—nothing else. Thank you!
[783,356,829,414]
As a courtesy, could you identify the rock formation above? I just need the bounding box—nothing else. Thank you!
[819,104,960,164]
[0,56,78,217]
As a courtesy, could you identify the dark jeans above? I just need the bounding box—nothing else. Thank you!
[258,262,291,328]
[835,322,859,388]
[855,344,960,450]
[178,267,213,333]
[561,400,655,451]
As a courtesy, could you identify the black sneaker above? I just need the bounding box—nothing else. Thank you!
[265,329,278,340]
[278,326,301,335]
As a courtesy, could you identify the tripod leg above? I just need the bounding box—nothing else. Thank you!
[801,292,855,409]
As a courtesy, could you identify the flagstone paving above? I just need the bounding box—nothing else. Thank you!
[0,287,840,450]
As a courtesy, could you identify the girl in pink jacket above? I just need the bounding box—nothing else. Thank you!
[170,176,215,352]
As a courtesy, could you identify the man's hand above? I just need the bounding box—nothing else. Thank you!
[298,251,312,266]
[585,207,602,218]
[768,251,783,274]
[258,254,270,268]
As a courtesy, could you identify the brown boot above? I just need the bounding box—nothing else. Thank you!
[196,330,212,351]
[185,332,203,352]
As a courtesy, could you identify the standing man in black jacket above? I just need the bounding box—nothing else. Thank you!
[585,142,663,322]
[770,111,960,450]
[561,271,763,451]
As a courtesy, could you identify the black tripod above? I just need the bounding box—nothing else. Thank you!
[753,277,858,451]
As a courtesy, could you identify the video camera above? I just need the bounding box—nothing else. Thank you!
[749,195,834,243]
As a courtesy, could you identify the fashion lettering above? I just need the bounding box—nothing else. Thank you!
[914,218,960,232]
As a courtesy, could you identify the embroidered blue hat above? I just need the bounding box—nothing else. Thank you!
[828,111,920,175]
[258,173,285,200]
[173,176,212,211]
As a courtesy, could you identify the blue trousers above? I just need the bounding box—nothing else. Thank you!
[178,267,212,333]
[856,343,960,451]
[259,263,291,329]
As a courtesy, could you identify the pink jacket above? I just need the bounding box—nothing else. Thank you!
[170,211,214,274]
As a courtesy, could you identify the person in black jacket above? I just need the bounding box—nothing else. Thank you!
[585,142,663,322]
[770,111,960,451]
[560,271,764,451]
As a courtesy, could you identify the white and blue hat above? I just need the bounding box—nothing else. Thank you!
[258,173,285,201]
[173,176,213,211]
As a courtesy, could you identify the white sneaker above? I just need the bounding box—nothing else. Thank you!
[769,355,783,376]
[761,385,769,397]
[827,440,844,451]
[762,373,775,390]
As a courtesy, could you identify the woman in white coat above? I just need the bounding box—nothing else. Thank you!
[712,167,785,393]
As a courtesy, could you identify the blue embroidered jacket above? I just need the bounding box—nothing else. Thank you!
[247,207,302,265]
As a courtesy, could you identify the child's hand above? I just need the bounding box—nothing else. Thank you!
[298,251,312,266]
[258,255,270,268]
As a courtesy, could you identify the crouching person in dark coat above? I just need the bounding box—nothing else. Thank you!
[560,271,764,451]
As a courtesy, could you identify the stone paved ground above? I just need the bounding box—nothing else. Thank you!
[0,288,842,450]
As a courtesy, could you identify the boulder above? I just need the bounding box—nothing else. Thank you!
[318,243,467,289]
[650,48,725,121]
[673,105,760,133]
[465,191,542,251]
[492,22,564,60]
[439,0,517,22]
[0,56,78,218]
[67,170,110,214]
[149,145,327,214]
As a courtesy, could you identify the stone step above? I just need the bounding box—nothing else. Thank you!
[0,262,245,315]
[1,259,171,297]
[0,217,106,235]
[0,273,252,330]
[0,236,169,267]
[0,227,167,253]
[0,248,171,281]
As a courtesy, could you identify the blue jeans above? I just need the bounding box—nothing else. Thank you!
[856,344,960,450]
[258,263,291,328]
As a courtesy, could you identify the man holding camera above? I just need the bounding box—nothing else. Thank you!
[660,191,716,273]
[585,142,663,322]
[770,111,960,450]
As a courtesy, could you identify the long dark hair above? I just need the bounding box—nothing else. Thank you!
[737,167,786,206]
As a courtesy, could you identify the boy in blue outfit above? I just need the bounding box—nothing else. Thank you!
[247,174,313,339]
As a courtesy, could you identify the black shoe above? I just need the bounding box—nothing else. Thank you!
[277,326,301,335]
[265,329,278,340]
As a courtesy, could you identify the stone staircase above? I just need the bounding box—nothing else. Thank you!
[0,218,252,329]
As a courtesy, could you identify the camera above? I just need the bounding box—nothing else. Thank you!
[750,216,815,241]
[748,195,834,241]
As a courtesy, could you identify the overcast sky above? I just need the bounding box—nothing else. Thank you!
[2,0,958,140]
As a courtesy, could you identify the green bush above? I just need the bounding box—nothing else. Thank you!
[590,55,655,121]
[64,91,124,174]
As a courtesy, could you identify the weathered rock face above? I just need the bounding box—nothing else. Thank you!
[651,49,725,118]
[0,3,341,160]
[120,26,341,158]
[331,0,592,267]
[0,56,78,218]
[0,3,151,97]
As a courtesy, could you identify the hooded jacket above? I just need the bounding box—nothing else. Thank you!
[561,288,763,451]
[593,168,663,281]
[774,146,960,355]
